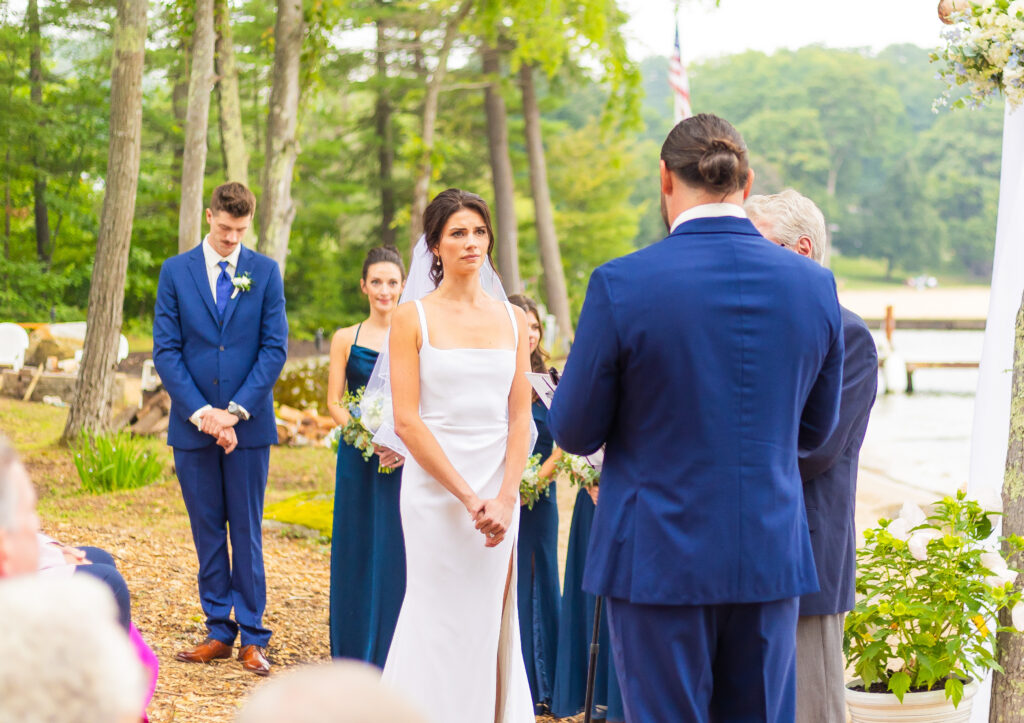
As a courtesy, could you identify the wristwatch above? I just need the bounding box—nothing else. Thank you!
[227,401,247,421]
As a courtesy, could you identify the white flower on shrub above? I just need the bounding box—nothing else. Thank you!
[981,551,1019,588]
[1013,602,1024,632]
[907,529,943,561]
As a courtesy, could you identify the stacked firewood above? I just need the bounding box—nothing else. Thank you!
[123,392,334,447]
[275,405,335,446]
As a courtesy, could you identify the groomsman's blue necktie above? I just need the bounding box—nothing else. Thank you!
[216,260,232,319]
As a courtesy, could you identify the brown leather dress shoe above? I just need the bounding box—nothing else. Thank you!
[176,638,233,664]
[238,644,271,676]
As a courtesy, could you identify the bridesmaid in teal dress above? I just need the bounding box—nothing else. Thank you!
[552,482,625,721]
[327,246,407,666]
[509,294,562,714]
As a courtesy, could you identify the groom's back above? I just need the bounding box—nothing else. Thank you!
[549,215,844,606]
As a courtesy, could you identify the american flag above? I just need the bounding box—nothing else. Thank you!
[669,26,692,123]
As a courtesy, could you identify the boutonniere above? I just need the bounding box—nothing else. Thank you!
[230,272,253,300]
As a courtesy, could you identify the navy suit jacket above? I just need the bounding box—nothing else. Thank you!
[798,306,877,617]
[153,244,288,450]
[547,216,844,606]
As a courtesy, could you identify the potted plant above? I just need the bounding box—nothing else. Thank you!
[844,491,1024,722]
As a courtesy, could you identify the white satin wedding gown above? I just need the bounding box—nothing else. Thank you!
[382,299,534,723]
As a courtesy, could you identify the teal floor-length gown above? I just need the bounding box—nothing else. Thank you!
[329,325,405,666]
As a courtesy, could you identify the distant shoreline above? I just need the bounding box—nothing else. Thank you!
[838,286,990,322]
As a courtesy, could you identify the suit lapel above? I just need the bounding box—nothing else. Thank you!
[221,246,252,331]
[187,246,221,326]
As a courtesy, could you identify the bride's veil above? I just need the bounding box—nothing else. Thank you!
[361,234,536,457]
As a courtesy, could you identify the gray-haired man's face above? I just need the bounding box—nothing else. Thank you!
[0,464,39,577]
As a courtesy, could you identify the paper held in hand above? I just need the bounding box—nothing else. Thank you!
[526,371,604,472]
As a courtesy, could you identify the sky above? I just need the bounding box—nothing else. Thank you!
[618,0,950,64]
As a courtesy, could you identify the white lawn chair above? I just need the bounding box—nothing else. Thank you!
[0,323,29,372]
[72,333,130,364]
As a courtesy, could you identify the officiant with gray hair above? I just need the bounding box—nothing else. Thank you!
[747,189,878,723]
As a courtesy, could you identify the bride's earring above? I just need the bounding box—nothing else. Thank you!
[434,255,442,269]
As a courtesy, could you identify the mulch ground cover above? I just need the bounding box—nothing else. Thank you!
[3,398,580,723]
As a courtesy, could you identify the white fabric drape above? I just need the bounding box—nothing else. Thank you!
[967,103,1024,722]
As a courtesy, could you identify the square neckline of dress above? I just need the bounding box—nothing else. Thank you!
[414,298,518,353]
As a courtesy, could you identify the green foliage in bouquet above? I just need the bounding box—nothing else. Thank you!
[73,432,163,494]
[555,453,600,488]
[520,454,548,510]
[331,386,393,474]
[845,491,1024,706]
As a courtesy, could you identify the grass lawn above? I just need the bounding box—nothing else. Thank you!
[831,254,989,291]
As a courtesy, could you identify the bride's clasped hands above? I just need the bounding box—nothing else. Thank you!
[471,493,516,547]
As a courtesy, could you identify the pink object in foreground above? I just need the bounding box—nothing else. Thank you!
[129,623,159,720]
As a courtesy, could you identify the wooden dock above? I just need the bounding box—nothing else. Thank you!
[876,306,981,393]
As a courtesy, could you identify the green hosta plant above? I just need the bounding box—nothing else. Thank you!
[845,491,1024,706]
[73,432,163,494]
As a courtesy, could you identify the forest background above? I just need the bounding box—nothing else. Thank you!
[0,0,1000,342]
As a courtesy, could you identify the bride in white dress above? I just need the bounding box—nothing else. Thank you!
[380,189,535,722]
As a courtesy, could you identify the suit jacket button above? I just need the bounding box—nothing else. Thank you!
[213,379,218,385]
[219,346,225,351]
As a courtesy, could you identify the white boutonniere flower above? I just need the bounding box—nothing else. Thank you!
[230,272,253,299]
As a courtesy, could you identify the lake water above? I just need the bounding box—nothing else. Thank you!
[861,330,984,499]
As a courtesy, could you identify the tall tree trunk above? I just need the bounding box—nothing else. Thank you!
[171,38,189,185]
[215,0,248,184]
[3,148,10,260]
[178,0,215,253]
[258,0,303,275]
[375,13,395,247]
[28,0,51,265]
[520,63,572,342]
[992,290,1024,721]
[62,0,148,443]
[408,0,473,249]
[482,44,520,294]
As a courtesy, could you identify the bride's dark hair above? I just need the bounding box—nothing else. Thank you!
[422,189,496,287]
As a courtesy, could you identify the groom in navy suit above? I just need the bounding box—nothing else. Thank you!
[548,115,845,721]
[153,182,287,676]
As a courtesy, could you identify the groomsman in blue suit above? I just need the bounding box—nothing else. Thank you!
[547,114,845,722]
[153,182,287,676]
[747,190,878,723]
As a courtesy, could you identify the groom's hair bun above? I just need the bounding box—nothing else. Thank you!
[661,114,749,195]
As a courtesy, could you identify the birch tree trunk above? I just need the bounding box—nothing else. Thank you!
[482,44,521,294]
[28,0,51,265]
[215,0,248,184]
[62,0,148,443]
[259,0,302,275]
[520,62,572,342]
[992,289,1024,721]
[178,0,215,253]
[376,13,395,247]
[408,0,473,249]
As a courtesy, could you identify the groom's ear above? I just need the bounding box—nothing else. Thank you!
[205,208,213,226]
[660,160,674,196]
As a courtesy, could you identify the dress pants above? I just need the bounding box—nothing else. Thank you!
[174,445,271,647]
[606,596,799,723]
[795,613,845,723]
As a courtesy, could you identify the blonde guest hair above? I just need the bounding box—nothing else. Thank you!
[745,189,828,264]
[0,575,145,723]
[235,661,429,723]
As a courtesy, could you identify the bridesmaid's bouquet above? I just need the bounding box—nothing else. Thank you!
[519,454,550,510]
[334,387,394,474]
[555,453,600,489]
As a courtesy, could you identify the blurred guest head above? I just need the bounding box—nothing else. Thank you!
[660,113,754,230]
[0,437,39,577]
[235,661,429,723]
[746,189,828,264]
[0,575,145,723]
[508,294,547,373]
